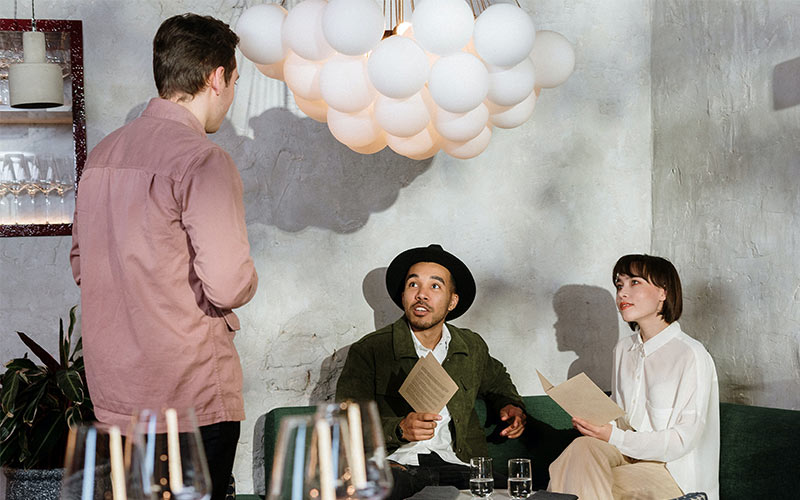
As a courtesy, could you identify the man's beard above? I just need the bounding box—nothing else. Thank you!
[405,304,448,331]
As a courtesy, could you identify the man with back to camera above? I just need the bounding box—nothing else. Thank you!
[336,244,527,500]
[70,14,257,499]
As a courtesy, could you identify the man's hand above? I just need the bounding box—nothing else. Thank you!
[572,417,612,442]
[499,404,526,439]
[398,412,442,441]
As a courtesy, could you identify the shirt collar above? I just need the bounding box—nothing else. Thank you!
[141,98,207,136]
[410,323,451,357]
[632,321,682,356]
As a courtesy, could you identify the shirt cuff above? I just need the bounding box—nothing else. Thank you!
[608,421,625,448]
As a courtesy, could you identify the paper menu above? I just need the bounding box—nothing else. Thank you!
[537,370,625,426]
[398,352,459,414]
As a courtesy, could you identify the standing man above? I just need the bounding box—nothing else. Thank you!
[336,244,527,500]
[70,14,257,500]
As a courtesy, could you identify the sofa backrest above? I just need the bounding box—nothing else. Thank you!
[261,397,800,498]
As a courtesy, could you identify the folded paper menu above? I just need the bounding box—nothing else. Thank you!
[537,370,624,426]
[398,352,459,414]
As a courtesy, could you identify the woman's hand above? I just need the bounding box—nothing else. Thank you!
[572,417,612,442]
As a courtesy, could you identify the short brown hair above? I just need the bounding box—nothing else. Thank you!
[613,254,683,330]
[153,13,239,99]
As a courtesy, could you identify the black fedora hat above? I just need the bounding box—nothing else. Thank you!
[385,244,476,320]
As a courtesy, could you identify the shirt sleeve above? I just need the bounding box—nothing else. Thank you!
[180,146,258,310]
[608,350,715,462]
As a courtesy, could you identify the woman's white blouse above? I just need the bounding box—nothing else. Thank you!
[608,322,720,500]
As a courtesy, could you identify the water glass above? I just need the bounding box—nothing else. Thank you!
[507,458,532,499]
[469,457,493,498]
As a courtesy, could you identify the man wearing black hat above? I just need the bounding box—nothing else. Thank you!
[335,244,527,499]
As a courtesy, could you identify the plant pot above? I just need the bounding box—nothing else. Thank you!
[2,467,63,500]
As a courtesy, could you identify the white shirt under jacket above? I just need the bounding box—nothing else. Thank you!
[387,324,467,466]
[608,322,720,500]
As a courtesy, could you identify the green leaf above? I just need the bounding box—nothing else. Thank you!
[0,413,18,443]
[15,331,60,372]
[70,336,83,364]
[56,369,85,404]
[1,371,20,416]
[0,434,20,467]
[59,318,68,369]
[3,357,38,372]
[21,382,48,425]
[67,305,78,341]
[27,412,65,468]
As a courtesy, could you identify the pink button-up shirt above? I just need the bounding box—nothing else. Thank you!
[70,98,258,429]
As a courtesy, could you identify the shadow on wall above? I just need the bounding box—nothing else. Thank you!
[773,56,800,111]
[125,104,433,233]
[217,108,433,233]
[308,267,402,403]
[553,284,619,392]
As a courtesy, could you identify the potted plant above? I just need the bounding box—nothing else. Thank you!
[0,305,94,500]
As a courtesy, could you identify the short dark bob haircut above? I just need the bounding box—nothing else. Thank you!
[153,13,239,100]
[613,254,682,331]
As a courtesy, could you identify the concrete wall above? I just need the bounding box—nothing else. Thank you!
[651,0,800,410]
[2,0,652,493]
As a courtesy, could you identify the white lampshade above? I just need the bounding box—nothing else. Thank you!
[486,57,536,107]
[373,90,432,138]
[9,31,64,109]
[236,3,288,65]
[319,54,376,113]
[429,52,489,113]
[411,0,474,56]
[367,35,429,99]
[473,3,536,68]
[443,126,492,159]
[434,102,489,142]
[322,0,385,56]
[530,30,576,88]
[282,0,335,61]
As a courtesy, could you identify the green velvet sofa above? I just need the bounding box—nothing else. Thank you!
[239,396,799,499]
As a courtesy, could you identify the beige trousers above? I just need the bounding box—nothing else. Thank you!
[548,436,684,500]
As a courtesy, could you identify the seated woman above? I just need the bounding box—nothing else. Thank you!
[548,254,719,500]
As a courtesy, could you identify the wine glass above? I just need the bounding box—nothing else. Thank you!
[316,401,392,500]
[131,408,212,500]
[3,153,27,224]
[61,423,151,500]
[52,156,75,223]
[268,402,392,500]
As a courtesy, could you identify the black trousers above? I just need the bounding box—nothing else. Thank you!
[389,452,508,500]
[199,421,241,500]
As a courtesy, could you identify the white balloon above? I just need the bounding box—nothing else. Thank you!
[474,3,535,68]
[488,89,538,129]
[434,102,489,142]
[294,95,328,122]
[282,0,335,61]
[367,36,430,99]
[386,124,441,158]
[284,51,325,101]
[236,4,288,65]
[443,126,492,159]
[349,133,387,154]
[411,0,474,56]
[320,54,376,113]
[327,106,382,148]
[486,57,535,106]
[374,90,432,138]
[322,0,385,56]
[530,30,575,88]
[255,61,285,81]
[429,52,489,113]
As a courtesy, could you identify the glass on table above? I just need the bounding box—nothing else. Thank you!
[507,458,532,499]
[469,457,494,498]
[130,407,211,500]
[60,422,152,500]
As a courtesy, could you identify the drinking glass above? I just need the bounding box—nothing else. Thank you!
[0,160,14,224]
[268,402,392,500]
[131,408,211,500]
[469,457,493,498]
[507,458,532,499]
[3,153,26,224]
[53,156,75,223]
[60,423,151,500]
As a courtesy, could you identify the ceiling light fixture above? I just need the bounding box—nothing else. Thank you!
[8,0,65,109]
[236,0,575,160]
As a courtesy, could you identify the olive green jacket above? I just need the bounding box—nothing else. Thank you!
[335,318,524,463]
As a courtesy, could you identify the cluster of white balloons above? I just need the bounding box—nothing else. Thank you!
[236,0,575,160]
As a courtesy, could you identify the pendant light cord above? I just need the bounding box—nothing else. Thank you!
[31,0,37,31]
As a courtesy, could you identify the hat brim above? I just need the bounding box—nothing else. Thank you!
[385,245,476,320]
